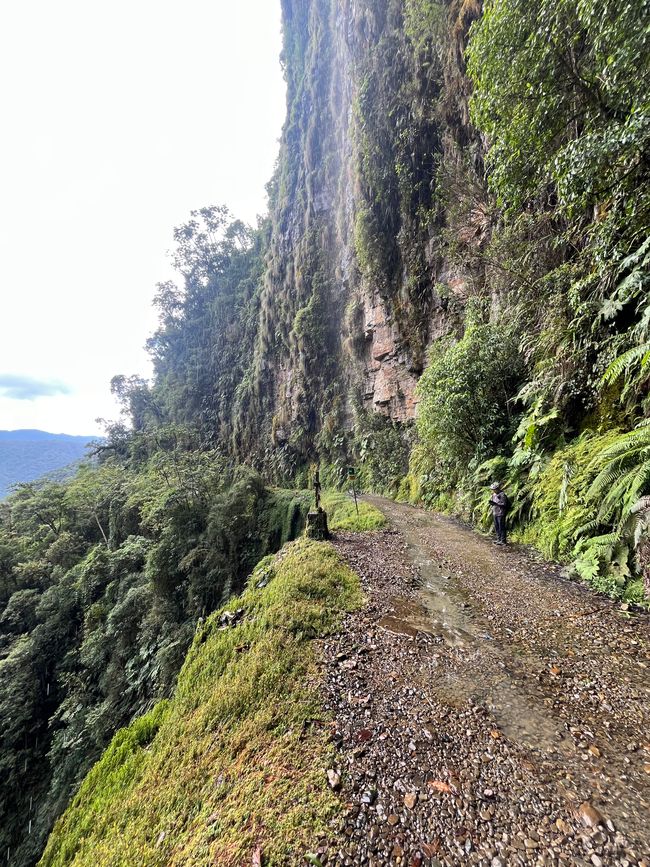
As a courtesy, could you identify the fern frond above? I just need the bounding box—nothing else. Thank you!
[631,495,650,515]
[574,518,601,539]
[620,460,650,513]
[584,532,620,553]
[588,460,629,501]
[602,459,650,517]
[602,342,650,385]
[592,427,650,466]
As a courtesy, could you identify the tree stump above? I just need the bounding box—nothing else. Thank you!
[305,508,330,540]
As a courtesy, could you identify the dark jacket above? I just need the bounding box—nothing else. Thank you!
[490,491,510,517]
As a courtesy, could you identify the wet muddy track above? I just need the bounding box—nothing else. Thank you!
[315,498,650,867]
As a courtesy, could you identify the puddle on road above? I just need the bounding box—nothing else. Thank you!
[379,595,470,647]
[365,495,650,845]
[378,531,477,649]
[378,528,566,755]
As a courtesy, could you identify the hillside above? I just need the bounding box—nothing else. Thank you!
[0,431,95,499]
[141,0,650,598]
[1,1,649,865]
[39,538,364,867]
[0,454,314,865]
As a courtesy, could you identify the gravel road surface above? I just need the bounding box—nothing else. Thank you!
[314,498,650,867]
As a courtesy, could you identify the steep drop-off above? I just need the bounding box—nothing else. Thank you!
[0,461,311,866]
[39,539,364,867]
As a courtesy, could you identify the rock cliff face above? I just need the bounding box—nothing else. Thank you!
[245,0,481,457]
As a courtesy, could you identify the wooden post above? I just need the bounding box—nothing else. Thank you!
[348,467,359,515]
[306,466,330,540]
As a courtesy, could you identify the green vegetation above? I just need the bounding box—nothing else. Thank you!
[0,437,310,865]
[416,313,524,478]
[40,539,363,867]
[127,0,649,601]
[468,0,650,225]
[145,206,268,456]
[318,410,414,500]
[397,0,650,603]
[4,3,650,863]
[322,492,387,532]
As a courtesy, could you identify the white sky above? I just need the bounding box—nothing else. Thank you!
[0,0,286,436]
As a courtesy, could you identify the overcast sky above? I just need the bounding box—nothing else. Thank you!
[0,0,286,436]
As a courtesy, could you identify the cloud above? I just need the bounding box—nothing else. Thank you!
[0,374,72,401]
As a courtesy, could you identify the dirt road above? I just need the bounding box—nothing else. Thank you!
[316,498,650,867]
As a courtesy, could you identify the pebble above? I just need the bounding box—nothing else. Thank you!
[327,769,341,790]
[404,793,417,809]
[578,803,604,829]
[318,522,650,866]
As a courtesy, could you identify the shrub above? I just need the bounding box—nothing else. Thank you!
[416,316,525,477]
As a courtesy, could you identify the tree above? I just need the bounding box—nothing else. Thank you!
[468,0,650,221]
[110,374,161,432]
[145,208,265,441]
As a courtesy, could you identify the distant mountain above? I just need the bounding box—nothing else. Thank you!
[0,430,97,499]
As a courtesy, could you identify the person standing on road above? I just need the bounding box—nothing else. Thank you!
[489,481,510,545]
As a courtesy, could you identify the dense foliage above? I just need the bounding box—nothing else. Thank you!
[407,0,650,599]
[145,207,268,455]
[416,314,524,477]
[0,437,309,865]
[469,0,650,217]
[40,539,363,867]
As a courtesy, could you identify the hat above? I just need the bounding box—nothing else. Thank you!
[490,482,501,490]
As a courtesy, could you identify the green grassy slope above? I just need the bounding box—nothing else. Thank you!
[322,491,388,532]
[39,538,364,867]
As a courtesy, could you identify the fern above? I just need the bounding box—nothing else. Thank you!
[600,235,650,398]
[602,341,650,386]
[618,234,650,274]
[631,496,650,547]
[558,461,572,513]
[579,422,650,594]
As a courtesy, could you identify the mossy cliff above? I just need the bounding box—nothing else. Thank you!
[237,0,465,471]
[227,0,648,596]
[145,0,648,593]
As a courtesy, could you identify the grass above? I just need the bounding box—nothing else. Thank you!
[321,491,387,532]
[40,539,363,867]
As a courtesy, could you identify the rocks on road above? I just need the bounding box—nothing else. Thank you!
[311,500,650,867]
